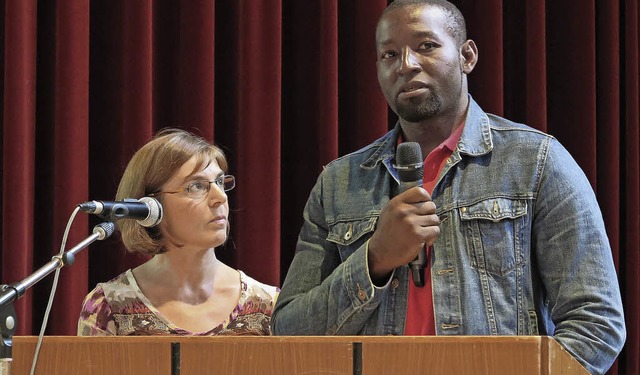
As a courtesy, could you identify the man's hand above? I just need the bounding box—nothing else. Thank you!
[367,187,440,281]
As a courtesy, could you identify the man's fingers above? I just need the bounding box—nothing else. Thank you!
[400,186,433,203]
[418,213,441,227]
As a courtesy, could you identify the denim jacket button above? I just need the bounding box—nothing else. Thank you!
[357,290,367,301]
[344,224,353,241]
[391,278,400,289]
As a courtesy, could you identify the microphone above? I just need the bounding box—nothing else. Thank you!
[395,142,427,287]
[78,197,163,227]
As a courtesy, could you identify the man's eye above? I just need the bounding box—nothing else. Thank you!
[381,51,397,59]
[418,42,437,50]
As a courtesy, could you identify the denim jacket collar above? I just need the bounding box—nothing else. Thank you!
[457,97,493,157]
[359,96,493,174]
[359,126,399,170]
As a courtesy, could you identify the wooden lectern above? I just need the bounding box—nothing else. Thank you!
[10,335,588,375]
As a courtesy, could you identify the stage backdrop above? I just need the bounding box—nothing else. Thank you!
[1,1,638,374]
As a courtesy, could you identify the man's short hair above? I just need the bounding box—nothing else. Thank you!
[383,0,467,46]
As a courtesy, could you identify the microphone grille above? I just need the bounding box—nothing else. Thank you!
[137,197,163,227]
[396,142,422,165]
[396,142,424,182]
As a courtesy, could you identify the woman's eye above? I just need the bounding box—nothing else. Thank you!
[188,181,208,193]
[214,176,225,187]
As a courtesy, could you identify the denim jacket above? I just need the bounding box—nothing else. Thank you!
[272,97,625,375]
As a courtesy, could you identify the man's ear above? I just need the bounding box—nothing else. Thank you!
[460,39,478,74]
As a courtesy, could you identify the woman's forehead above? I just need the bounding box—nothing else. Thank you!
[174,156,222,182]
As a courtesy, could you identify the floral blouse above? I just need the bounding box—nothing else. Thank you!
[77,269,279,336]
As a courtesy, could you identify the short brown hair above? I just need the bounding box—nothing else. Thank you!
[115,128,229,255]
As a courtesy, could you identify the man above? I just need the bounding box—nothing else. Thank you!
[272,1,626,374]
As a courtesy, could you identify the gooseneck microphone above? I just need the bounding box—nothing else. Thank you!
[395,142,427,287]
[78,197,163,227]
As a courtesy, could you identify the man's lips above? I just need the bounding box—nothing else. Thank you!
[400,81,429,93]
[398,82,429,98]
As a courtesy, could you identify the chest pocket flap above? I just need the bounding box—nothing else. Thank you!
[327,217,377,261]
[460,197,527,222]
[327,216,377,245]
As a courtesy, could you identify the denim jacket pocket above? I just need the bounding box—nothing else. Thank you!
[459,198,527,276]
[327,216,378,262]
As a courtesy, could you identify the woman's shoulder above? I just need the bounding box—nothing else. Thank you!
[82,270,129,302]
[238,271,280,303]
[78,269,140,335]
[84,269,149,314]
[97,269,139,297]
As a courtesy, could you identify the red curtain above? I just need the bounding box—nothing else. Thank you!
[1,0,638,373]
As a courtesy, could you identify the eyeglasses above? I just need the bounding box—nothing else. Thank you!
[149,175,235,200]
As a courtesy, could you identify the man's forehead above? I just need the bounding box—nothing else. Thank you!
[376,5,449,44]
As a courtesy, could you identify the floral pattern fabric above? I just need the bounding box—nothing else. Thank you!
[77,269,279,336]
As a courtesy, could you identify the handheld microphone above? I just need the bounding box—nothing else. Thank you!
[395,142,427,287]
[78,197,163,227]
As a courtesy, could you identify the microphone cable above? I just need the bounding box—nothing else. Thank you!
[29,206,80,375]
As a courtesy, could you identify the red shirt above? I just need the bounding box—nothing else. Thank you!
[403,123,464,335]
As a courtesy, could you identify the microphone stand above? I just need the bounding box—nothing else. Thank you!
[0,222,114,375]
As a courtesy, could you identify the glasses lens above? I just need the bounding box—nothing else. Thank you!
[224,175,235,191]
[187,181,210,200]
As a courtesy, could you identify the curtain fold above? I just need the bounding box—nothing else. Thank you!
[47,0,90,335]
[460,0,504,115]
[501,0,547,132]
[622,1,640,373]
[2,0,37,334]
[175,0,215,137]
[87,0,153,296]
[337,0,389,154]
[121,0,153,141]
[233,0,282,285]
[596,0,621,271]
[547,2,598,182]
[0,1,638,373]
[280,0,339,278]
[523,0,547,132]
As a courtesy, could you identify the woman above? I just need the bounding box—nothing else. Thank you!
[78,129,278,336]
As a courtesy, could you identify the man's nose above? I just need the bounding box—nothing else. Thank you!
[398,48,421,74]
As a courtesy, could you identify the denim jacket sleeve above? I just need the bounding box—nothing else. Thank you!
[534,138,625,374]
[272,171,391,335]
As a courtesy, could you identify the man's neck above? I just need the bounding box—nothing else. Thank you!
[399,100,469,157]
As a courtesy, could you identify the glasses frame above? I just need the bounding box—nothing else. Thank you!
[149,175,235,200]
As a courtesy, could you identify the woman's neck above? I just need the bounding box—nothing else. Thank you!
[134,247,232,305]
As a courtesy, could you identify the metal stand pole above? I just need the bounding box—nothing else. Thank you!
[0,222,114,375]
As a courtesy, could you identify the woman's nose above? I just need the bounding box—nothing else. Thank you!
[207,182,227,205]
